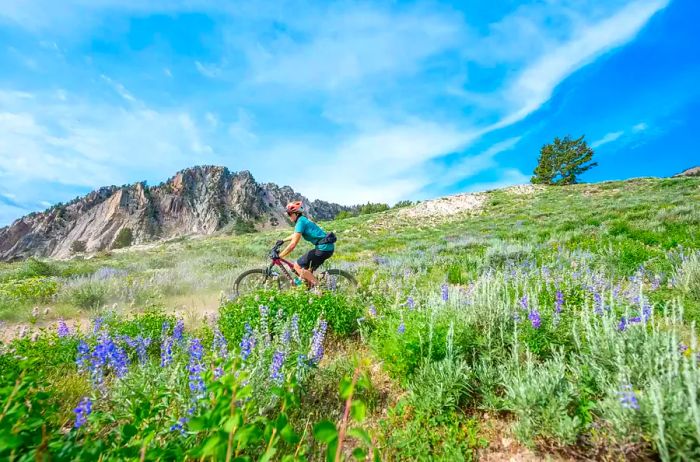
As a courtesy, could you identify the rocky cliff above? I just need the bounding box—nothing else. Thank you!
[0,166,348,261]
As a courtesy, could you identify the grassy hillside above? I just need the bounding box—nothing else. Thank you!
[1,177,699,460]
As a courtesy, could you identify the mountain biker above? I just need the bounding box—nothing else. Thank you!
[278,201,335,287]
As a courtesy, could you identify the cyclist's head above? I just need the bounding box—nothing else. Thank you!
[286,201,304,221]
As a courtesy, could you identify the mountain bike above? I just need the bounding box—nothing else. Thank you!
[233,242,357,297]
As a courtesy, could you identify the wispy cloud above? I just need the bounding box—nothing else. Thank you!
[592,131,625,148]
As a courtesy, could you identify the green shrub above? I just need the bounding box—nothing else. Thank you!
[71,240,87,253]
[218,289,363,342]
[112,227,133,249]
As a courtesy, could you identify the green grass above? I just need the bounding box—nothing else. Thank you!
[1,177,700,460]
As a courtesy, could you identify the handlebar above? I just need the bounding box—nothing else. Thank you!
[270,241,284,259]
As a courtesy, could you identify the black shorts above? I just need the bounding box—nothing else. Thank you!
[297,249,334,271]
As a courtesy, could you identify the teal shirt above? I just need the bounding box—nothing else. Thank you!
[294,216,334,251]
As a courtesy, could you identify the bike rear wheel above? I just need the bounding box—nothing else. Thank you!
[316,268,358,294]
[234,268,282,297]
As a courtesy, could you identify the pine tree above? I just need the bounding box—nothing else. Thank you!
[531,135,598,185]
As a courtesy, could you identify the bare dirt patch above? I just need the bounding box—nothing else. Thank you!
[397,192,487,219]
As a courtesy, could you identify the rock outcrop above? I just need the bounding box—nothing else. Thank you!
[0,166,348,261]
[674,166,700,177]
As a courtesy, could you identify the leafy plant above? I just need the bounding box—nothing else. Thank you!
[531,134,597,185]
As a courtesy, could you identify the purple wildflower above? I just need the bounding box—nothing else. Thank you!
[188,338,206,400]
[213,328,228,359]
[57,320,70,338]
[240,323,255,361]
[407,297,415,310]
[441,284,449,302]
[593,293,603,315]
[73,397,92,429]
[618,317,628,332]
[170,417,189,435]
[269,350,286,383]
[397,322,406,334]
[619,384,640,410]
[519,295,528,311]
[173,319,185,343]
[135,336,151,364]
[161,321,170,338]
[679,343,689,354]
[368,305,377,317]
[92,317,104,335]
[642,303,652,321]
[160,336,174,367]
[214,366,224,379]
[629,316,642,324]
[555,290,564,314]
[528,310,541,329]
[76,340,90,372]
[309,320,328,364]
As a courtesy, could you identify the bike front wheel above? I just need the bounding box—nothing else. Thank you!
[233,268,282,297]
[316,269,358,294]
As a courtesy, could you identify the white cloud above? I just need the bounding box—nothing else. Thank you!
[592,131,625,148]
[633,122,649,132]
[195,60,222,78]
[500,0,670,125]
[100,74,138,103]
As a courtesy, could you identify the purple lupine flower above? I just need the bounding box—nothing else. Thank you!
[240,323,255,361]
[269,350,286,383]
[555,290,564,314]
[160,336,174,367]
[214,366,224,379]
[642,303,652,321]
[188,338,206,400]
[57,320,70,338]
[528,310,541,329]
[519,295,528,311]
[619,384,640,410]
[161,321,170,338]
[135,336,151,364]
[407,297,415,310]
[76,340,90,372]
[73,397,92,429]
[629,316,642,324]
[397,322,406,334]
[368,305,377,317]
[593,293,603,315]
[291,314,300,343]
[309,320,328,364]
[92,317,104,335]
[282,328,291,346]
[618,317,628,332]
[679,343,689,354]
[213,328,228,359]
[441,284,449,302]
[170,417,189,435]
[173,319,185,343]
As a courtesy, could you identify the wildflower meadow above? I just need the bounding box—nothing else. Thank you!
[1,178,699,460]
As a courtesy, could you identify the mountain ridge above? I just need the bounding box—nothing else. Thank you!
[0,165,348,261]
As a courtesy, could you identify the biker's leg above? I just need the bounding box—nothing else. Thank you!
[293,261,317,286]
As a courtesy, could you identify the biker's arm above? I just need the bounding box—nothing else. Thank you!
[279,233,302,258]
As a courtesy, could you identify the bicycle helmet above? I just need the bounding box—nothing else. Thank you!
[286,201,304,214]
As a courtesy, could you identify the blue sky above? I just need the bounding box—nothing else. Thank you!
[0,0,697,226]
